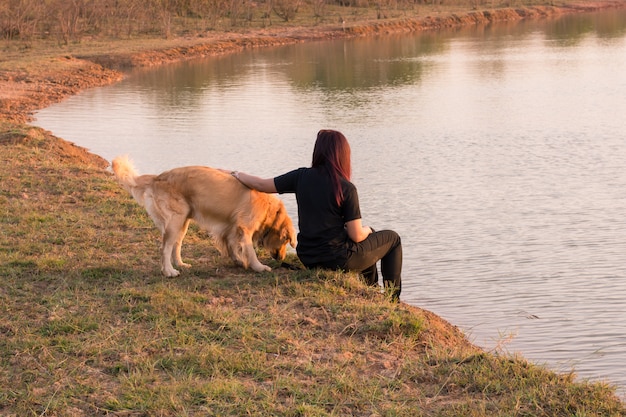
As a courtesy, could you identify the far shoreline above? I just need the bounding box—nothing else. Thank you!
[1,1,625,124]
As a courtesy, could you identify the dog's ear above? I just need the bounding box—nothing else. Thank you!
[273,200,297,248]
[276,213,297,248]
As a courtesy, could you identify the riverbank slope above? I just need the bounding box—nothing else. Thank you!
[2,1,626,415]
[2,122,625,414]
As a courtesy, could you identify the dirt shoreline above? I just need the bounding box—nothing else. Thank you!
[1,1,624,125]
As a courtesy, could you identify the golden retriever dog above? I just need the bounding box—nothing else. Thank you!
[111,155,296,276]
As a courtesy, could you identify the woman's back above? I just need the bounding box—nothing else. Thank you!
[275,167,360,265]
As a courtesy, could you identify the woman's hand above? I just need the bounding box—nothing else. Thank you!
[345,219,372,243]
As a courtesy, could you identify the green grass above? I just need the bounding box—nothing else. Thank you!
[1,122,625,416]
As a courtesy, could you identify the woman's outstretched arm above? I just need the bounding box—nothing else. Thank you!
[231,171,277,193]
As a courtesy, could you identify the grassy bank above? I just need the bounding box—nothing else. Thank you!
[2,121,625,416]
[2,1,626,415]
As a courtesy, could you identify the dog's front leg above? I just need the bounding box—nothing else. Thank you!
[241,233,271,272]
[229,227,271,272]
[247,244,271,272]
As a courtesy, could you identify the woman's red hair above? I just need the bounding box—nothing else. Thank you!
[311,129,352,205]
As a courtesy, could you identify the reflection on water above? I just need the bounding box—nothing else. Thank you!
[34,9,626,393]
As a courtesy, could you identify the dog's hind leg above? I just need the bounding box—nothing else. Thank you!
[172,218,192,269]
[161,214,190,277]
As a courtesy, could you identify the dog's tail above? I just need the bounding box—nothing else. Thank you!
[111,155,139,191]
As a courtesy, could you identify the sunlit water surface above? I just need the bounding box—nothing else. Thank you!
[34,10,626,393]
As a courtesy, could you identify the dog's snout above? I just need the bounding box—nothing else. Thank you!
[272,244,288,260]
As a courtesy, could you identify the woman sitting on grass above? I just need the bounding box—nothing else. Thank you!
[230,129,402,301]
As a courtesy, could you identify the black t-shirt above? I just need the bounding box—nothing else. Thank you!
[274,167,361,265]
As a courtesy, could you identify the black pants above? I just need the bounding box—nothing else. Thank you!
[345,230,402,301]
[306,230,402,301]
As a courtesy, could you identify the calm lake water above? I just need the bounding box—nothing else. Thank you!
[34,9,626,393]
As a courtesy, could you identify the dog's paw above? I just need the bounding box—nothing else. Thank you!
[177,262,192,269]
[162,267,180,277]
[252,264,272,273]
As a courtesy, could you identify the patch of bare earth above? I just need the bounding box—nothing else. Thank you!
[0,57,123,124]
